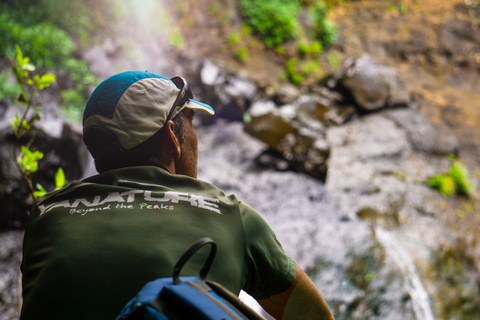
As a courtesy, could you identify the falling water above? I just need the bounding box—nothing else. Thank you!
[375,227,436,320]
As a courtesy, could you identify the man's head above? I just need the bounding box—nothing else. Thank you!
[82,71,214,177]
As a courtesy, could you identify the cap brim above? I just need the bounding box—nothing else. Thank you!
[186,99,215,115]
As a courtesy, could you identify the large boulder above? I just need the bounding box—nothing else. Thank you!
[338,54,411,111]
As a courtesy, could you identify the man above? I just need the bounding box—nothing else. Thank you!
[21,71,334,320]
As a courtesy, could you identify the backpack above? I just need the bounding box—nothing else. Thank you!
[115,237,265,320]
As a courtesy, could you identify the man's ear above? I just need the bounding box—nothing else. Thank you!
[164,120,181,158]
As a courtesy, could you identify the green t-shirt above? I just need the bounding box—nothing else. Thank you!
[21,166,296,320]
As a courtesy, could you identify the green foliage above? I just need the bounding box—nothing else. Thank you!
[284,58,304,85]
[283,57,324,85]
[0,11,74,68]
[427,175,457,197]
[61,58,99,119]
[448,162,474,195]
[427,156,475,197]
[228,32,242,47]
[0,0,115,48]
[327,51,341,71]
[234,47,249,63]
[239,0,338,86]
[9,45,67,200]
[297,39,324,57]
[240,0,301,48]
[0,7,98,123]
[34,167,66,198]
[18,146,43,175]
[0,70,21,101]
[308,1,338,47]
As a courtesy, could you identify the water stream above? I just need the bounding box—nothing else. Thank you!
[375,227,436,320]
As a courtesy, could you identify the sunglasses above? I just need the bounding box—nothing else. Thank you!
[165,76,193,124]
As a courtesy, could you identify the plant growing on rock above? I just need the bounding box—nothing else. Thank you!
[426,155,475,197]
[10,45,66,200]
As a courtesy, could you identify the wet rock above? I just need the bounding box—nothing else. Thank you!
[244,103,295,150]
[244,99,329,181]
[385,108,459,156]
[327,105,356,125]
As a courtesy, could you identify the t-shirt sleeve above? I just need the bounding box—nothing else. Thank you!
[240,202,297,300]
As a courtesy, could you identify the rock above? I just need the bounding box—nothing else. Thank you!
[254,149,292,171]
[244,106,295,150]
[339,54,410,111]
[196,61,258,124]
[221,75,257,106]
[200,60,222,86]
[273,84,301,105]
[385,108,459,156]
[326,105,356,125]
[244,98,330,181]
[296,94,332,125]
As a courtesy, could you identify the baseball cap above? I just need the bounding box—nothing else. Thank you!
[83,71,215,160]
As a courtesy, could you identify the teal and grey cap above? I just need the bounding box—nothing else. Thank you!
[83,71,214,160]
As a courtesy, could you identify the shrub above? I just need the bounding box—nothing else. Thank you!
[235,47,249,63]
[0,9,99,123]
[0,11,74,68]
[240,0,301,48]
[309,2,338,47]
[427,175,457,197]
[284,58,305,85]
[427,157,475,197]
[448,162,474,195]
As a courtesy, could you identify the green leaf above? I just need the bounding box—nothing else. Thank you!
[35,73,56,90]
[23,63,36,72]
[54,167,66,190]
[19,146,43,174]
[15,44,24,69]
[33,183,47,198]
[21,119,31,130]
[10,113,20,132]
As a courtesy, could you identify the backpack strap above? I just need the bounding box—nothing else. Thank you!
[173,237,217,284]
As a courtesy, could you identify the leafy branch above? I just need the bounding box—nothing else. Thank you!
[10,44,66,200]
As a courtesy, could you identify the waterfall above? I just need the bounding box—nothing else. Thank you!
[375,227,435,320]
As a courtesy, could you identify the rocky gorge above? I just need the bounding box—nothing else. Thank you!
[1,0,480,319]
